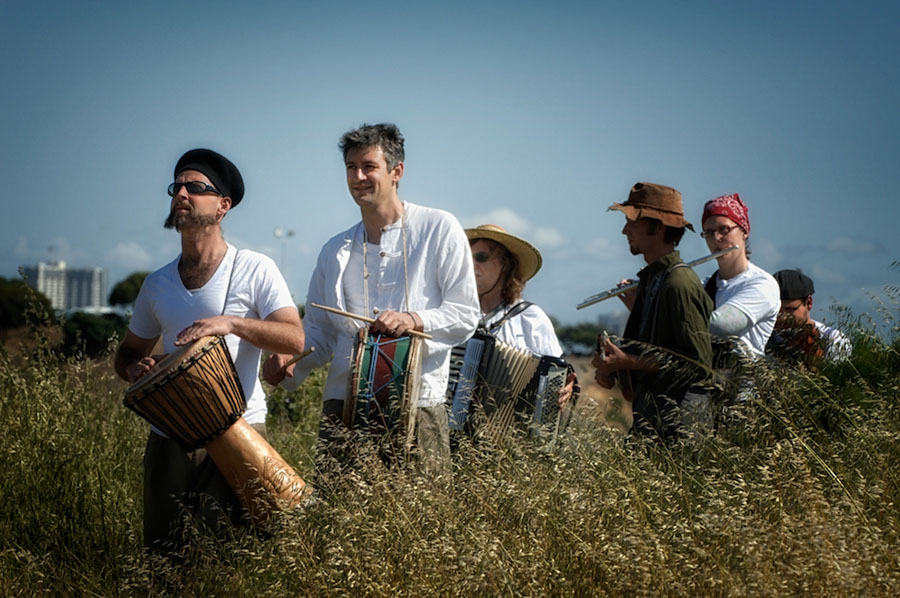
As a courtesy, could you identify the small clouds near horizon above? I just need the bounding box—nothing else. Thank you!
[461,208,565,249]
[751,237,781,269]
[105,242,155,272]
[824,237,884,258]
[14,235,83,266]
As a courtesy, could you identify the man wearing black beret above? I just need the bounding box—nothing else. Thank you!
[114,148,304,550]
[766,269,852,367]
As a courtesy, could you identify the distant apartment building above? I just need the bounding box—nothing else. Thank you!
[22,261,108,312]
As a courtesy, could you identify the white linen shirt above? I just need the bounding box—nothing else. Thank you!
[283,202,480,408]
[482,303,563,358]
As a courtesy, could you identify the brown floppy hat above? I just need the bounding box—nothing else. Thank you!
[608,182,694,231]
[465,224,542,282]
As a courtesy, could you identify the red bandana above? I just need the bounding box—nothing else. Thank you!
[702,193,750,234]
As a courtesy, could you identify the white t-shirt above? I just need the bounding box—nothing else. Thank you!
[481,302,563,358]
[813,319,853,362]
[129,244,296,431]
[705,262,780,356]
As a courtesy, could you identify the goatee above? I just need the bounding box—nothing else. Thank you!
[164,208,219,231]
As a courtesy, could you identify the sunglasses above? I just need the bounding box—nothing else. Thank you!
[167,181,223,197]
[472,251,493,264]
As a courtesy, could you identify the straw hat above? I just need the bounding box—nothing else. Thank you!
[465,224,542,282]
[608,182,694,231]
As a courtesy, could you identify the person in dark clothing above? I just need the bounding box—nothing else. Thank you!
[593,182,714,440]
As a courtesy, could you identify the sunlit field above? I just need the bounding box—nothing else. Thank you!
[2,297,899,597]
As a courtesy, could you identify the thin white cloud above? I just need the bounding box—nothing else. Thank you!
[824,237,880,257]
[105,242,155,271]
[14,235,28,257]
[461,208,566,249]
[17,237,82,265]
[752,237,781,268]
[809,263,846,284]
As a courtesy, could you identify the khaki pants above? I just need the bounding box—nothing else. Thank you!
[415,404,450,478]
[316,400,450,478]
[142,423,267,550]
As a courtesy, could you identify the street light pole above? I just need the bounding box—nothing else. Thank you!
[273,227,295,277]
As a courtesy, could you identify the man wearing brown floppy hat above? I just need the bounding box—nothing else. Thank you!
[593,182,714,440]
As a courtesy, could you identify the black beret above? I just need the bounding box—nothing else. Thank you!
[174,148,244,208]
[773,269,815,300]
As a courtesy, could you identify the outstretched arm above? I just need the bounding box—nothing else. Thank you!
[174,305,304,355]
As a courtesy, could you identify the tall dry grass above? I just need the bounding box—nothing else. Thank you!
[1,298,899,596]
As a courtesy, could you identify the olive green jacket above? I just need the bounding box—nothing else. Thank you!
[622,251,714,398]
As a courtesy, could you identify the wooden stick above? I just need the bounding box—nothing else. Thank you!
[309,302,433,339]
[284,347,315,368]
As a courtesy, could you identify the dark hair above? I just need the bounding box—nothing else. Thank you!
[471,238,525,305]
[645,218,686,247]
[339,123,405,169]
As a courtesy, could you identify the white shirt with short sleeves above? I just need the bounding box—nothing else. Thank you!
[705,262,780,356]
[129,244,296,434]
[813,319,853,362]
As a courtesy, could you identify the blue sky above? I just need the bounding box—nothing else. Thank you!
[2,1,898,326]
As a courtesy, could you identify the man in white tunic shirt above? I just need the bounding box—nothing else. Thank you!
[264,124,480,476]
[114,149,304,550]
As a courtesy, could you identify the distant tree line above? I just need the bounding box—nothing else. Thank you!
[0,276,52,329]
[550,316,608,355]
[4,268,604,359]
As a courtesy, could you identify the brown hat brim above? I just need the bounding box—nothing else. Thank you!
[608,203,694,231]
[465,226,542,282]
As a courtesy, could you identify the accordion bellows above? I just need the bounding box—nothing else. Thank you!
[447,332,569,440]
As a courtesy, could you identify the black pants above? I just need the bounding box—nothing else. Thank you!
[142,423,267,550]
[631,388,688,442]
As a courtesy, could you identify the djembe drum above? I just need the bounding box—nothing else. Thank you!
[124,335,309,525]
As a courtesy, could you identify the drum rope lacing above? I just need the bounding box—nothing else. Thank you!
[359,334,407,420]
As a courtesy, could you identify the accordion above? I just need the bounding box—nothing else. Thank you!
[446,332,572,440]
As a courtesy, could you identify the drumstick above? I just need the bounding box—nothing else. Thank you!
[310,302,433,339]
[284,347,315,368]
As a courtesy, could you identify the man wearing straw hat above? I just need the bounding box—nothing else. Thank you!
[264,123,480,475]
[114,148,304,549]
[593,182,714,440]
[465,224,575,403]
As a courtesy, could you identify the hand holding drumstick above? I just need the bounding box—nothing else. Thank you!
[262,347,314,386]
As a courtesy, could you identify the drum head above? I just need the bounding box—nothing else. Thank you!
[125,335,218,397]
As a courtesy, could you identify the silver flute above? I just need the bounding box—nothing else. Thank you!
[576,245,739,310]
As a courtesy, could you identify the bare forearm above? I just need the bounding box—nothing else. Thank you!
[229,316,304,355]
[114,347,143,381]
